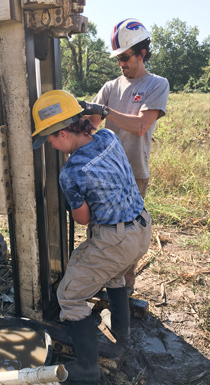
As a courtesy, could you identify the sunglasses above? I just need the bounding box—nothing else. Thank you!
[117,53,136,62]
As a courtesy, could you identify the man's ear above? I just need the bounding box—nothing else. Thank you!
[140,49,147,59]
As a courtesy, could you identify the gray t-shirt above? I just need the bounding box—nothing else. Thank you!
[93,73,169,179]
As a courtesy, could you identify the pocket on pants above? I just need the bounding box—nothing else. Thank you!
[69,240,91,266]
[58,268,102,301]
[91,225,125,251]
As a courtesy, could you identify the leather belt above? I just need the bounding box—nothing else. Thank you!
[105,208,147,228]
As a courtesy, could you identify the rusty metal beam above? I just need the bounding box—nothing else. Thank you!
[23,0,88,38]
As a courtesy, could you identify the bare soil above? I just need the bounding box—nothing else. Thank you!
[1,219,210,384]
[124,224,210,385]
[61,222,210,385]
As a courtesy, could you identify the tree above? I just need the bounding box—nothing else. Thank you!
[184,59,210,93]
[60,22,121,96]
[183,37,210,92]
[150,18,210,91]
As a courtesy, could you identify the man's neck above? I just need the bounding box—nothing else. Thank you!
[128,67,147,79]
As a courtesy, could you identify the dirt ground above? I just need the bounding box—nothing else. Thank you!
[123,224,210,385]
[56,222,210,385]
[1,219,210,384]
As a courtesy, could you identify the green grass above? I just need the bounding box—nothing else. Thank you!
[144,93,210,240]
[181,231,210,253]
[85,91,210,251]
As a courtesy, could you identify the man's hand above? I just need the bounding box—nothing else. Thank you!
[79,101,103,116]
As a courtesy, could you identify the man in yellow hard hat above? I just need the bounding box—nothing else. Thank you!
[32,89,151,383]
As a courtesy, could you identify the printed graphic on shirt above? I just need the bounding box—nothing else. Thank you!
[132,92,144,103]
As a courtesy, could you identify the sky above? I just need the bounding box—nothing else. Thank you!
[83,0,210,52]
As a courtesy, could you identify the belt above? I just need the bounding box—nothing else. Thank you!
[105,208,147,228]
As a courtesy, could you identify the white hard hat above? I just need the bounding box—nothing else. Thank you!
[110,18,150,58]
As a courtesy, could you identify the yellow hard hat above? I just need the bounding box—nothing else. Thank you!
[32,90,83,137]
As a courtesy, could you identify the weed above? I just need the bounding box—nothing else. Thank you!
[200,300,210,331]
[180,230,210,252]
[146,93,210,233]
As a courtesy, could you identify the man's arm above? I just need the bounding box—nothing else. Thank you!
[80,101,159,136]
[71,201,91,225]
[87,108,159,136]
[106,108,159,137]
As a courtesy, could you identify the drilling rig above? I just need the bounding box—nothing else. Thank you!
[0,0,88,321]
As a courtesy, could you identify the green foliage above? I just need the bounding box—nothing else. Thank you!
[150,18,210,92]
[145,93,210,243]
[60,22,121,96]
[61,18,210,95]
[184,58,210,93]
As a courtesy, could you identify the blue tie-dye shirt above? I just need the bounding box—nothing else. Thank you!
[59,129,143,224]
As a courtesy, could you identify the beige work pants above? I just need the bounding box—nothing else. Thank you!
[124,177,149,287]
[57,209,151,321]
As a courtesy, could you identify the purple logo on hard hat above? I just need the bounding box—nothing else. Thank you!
[126,22,145,31]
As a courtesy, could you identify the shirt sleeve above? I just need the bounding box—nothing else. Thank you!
[92,81,112,105]
[59,167,85,210]
[140,77,170,119]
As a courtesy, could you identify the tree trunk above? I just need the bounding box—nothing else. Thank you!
[78,35,83,81]
[67,40,79,80]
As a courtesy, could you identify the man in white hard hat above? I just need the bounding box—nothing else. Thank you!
[79,18,170,294]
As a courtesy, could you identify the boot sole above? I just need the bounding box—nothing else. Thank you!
[65,374,101,383]
[65,369,101,383]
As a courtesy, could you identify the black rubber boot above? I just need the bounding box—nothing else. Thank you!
[64,314,101,383]
[101,286,130,346]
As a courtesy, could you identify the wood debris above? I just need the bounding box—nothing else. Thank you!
[156,233,163,254]
[135,254,151,275]
[160,283,167,302]
[181,269,210,282]
[155,232,172,254]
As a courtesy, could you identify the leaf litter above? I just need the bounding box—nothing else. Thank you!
[1,219,210,384]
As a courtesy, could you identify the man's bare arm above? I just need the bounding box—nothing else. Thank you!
[79,101,159,136]
[106,108,159,137]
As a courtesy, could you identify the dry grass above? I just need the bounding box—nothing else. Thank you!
[145,92,210,252]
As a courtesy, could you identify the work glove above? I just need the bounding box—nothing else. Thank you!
[79,101,103,116]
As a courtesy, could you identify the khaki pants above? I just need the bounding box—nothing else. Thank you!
[57,209,151,321]
[124,177,149,287]
[135,177,149,200]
